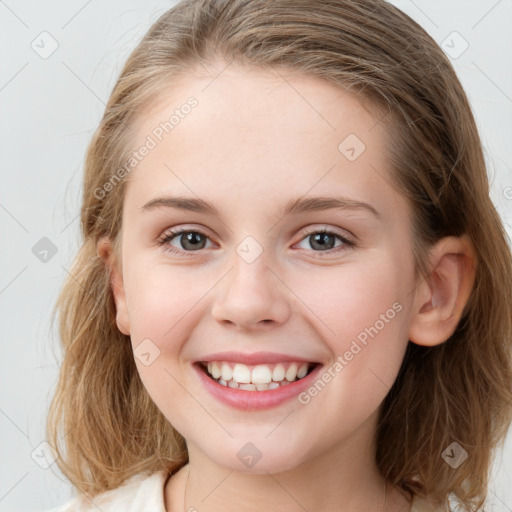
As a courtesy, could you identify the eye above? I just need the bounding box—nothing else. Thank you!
[156,226,356,257]
[294,228,355,255]
[157,228,214,255]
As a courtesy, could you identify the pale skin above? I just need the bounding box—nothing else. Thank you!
[97,65,476,512]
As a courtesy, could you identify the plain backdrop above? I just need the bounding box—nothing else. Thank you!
[1,1,511,511]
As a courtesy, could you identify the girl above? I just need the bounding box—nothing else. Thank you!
[45,0,512,511]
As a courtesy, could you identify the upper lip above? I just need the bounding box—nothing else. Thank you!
[195,351,321,365]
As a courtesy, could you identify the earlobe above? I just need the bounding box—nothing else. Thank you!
[96,237,131,336]
[408,235,477,347]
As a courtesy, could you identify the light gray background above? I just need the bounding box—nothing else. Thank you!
[1,1,511,511]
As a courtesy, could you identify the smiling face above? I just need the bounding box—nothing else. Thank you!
[105,64,420,474]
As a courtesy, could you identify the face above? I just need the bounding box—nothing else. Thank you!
[108,65,419,474]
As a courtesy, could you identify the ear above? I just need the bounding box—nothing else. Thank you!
[97,237,131,336]
[408,235,477,347]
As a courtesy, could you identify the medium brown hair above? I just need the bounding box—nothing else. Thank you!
[46,1,512,509]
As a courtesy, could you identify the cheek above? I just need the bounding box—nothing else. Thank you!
[294,254,409,388]
[122,261,199,409]
[123,259,208,341]
[340,266,410,394]
[295,254,404,341]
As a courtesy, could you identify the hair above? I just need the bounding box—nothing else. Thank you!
[46,0,512,509]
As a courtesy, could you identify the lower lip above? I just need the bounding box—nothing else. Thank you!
[193,363,323,411]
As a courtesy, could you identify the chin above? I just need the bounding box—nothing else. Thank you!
[204,443,308,475]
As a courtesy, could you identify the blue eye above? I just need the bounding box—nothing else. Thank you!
[157,227,355,257]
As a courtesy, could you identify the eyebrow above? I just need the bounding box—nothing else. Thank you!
[140,195,380,218]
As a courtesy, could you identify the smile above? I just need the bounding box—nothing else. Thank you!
[193,360,324,410]
[200,361,316,391]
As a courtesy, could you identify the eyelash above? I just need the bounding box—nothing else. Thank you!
[156,226,356,257]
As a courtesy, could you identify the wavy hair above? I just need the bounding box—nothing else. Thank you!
[46,0,512,509]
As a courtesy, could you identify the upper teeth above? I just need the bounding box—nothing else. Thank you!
[205,361,310,384]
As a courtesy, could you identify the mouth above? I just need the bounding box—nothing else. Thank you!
[195,360,321,392]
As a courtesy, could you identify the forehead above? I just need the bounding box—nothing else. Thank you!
[121,65,402,221]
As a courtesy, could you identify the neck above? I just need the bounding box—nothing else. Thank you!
[164,411,410,512]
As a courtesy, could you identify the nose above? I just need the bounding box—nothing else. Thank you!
[211,254,291,331]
